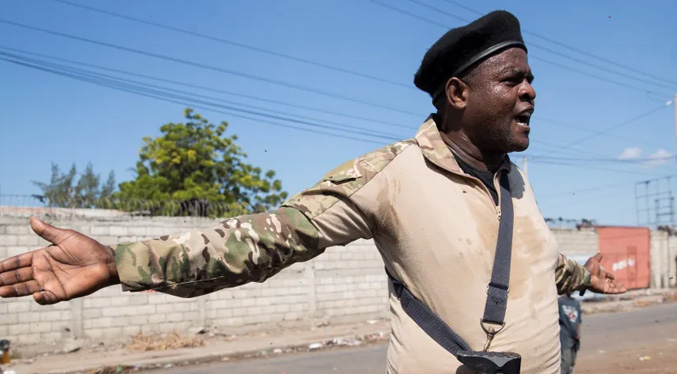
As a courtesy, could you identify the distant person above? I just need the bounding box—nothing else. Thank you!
[0,10,625,374]
[559,293,582,374]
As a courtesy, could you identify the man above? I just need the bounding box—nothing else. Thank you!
[559,293,582,374]
[0,10,624,374]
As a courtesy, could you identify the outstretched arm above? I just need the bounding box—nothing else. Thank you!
[0,206,338,303]
[0,149,392,304]
[555,252,626,295]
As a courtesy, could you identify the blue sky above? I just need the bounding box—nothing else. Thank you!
[0,0,675,226]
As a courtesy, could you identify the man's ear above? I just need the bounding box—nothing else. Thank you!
[445,77,469,110]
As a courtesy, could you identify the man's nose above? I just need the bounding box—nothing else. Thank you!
[519,82,536,102]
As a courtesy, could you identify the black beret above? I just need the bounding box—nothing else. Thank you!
[414,10,527,100]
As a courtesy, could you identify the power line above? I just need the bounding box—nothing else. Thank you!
[539,180,636,199]
[11,58,386,145]
[371,1,670,96]
[0,50,405,139]
[371,0,674,160]
[4,15,669,161]
[529,55,670,96]
[406,0,469,22]
[546,188,635,209]
[49,0,416,91]
[529,45,674,92]
[6,51,670,180]
[528,159,669,176]
[406,0,676,92]
[440,0,677,87]
[0,19,421,117]
[15,49,661,167]
[533,116,667,149]
[529,138,620,159]
[0,54,398,145]
[0,45,413,131]
[370,0,450,29]
[0,51,403,140]
[534,103,672,156]
[15,51,660,166]
[526,154,675,164]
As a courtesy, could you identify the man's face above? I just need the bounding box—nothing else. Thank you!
[461,48,535,153]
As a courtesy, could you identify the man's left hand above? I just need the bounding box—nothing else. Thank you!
[584,252,627,294]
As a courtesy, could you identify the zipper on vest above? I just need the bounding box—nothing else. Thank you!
[452,173,504,221]
[446,159,507,221]
[493,172,503,221]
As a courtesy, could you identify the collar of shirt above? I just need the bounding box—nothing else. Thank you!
[414,114,512,177]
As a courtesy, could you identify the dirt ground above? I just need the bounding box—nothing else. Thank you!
[577,339,677,373]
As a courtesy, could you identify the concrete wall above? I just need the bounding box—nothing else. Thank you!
[649,230,677,288]
[1,210,675,349]
[550,228,599,257]
[0,213,388,347]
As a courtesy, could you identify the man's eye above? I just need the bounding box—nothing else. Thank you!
[504,76,521,85]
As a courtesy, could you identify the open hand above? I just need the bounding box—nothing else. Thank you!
[584,252,626,294]
[0,217,119,305]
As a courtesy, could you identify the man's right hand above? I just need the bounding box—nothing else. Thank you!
[0,217,119,305]
[584,253,626,294]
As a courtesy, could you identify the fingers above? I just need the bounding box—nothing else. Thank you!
[592,252,604,261]
[30,216,66,244]
[0,280,41,298]
[606,279,626,294]
[33,290,59,305]
[595,275,626,294]
[0,267,34,286]
[0,252,34,273]
[602,270,615,280]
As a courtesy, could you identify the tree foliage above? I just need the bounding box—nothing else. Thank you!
[33,163,116,208]
[114,109,287,216]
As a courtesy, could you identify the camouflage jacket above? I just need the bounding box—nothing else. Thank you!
[113,116,590,374]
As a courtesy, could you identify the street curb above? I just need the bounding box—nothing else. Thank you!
[6,324,391,374]
[77,333,389,374]
[581,289,677,315]
[7,289,677,374]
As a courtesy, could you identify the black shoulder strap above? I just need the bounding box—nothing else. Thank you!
[387,172,514,356]
[387,269,471,355]
[482,173,514,326]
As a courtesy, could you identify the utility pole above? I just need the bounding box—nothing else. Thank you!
[672,94,677,174]
[671,94,677,288]
[522,156,528,178]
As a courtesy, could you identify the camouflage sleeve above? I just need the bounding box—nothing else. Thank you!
[113,141,410,298]
[113,207,321,297]
[555,253,591,295]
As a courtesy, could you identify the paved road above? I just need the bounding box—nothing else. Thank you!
[579,302,677,356]
[153,303,677,374]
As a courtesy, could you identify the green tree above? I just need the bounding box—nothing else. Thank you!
[114,109,287,216]
[33,163,116,208]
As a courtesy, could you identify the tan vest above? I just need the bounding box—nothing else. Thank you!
[375,122,560,373]
[292,117,561,373]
